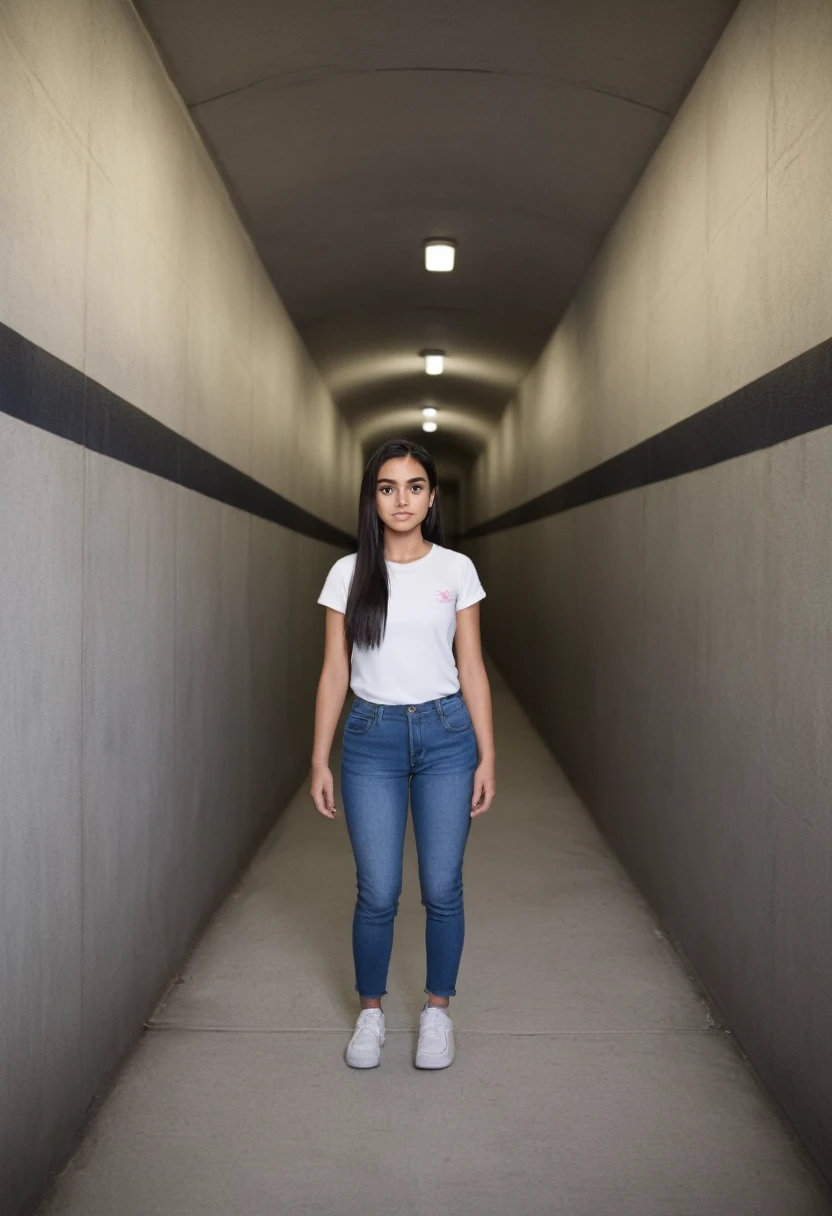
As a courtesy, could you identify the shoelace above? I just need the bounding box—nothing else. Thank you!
[420,1007,450,1042]
[355,1009,383,1035]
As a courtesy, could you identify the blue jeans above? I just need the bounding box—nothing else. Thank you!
[339,692,479,999]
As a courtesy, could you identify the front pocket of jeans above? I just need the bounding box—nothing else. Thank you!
[439,702,472,733]
[345,712,375,735]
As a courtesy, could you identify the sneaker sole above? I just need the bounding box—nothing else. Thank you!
[345,1054,381,1068]
[414,1051,455,1069]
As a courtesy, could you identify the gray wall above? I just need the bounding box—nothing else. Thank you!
[467,0,832,1182]
[0,3,361,1213]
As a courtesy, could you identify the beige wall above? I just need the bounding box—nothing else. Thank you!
[471,0,832,521]
[0,0,360,527]
[468,0,832,1183]
[0,3,360,1214]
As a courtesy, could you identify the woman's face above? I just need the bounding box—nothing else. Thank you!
[375,455,435,534]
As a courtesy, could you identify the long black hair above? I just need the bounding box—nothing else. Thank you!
[345,439,445,651]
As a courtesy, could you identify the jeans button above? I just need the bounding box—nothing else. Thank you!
[407,706,416,712]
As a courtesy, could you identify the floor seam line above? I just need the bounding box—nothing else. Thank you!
[144,1023,720,1036]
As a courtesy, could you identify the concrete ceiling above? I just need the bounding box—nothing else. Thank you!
[136,0,739,469]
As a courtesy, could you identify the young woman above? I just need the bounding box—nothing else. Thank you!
[311,438,496,1070]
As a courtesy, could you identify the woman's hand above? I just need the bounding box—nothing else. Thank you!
[311,763,337,819]
[470,761,496,818]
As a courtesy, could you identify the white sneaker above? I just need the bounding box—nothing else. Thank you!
[345,1007,385,1068]
[415,1003,455,1069]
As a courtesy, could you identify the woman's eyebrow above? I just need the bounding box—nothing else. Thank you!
[377,476,427,484]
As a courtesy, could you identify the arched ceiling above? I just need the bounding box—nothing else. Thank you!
[136,0,739,469]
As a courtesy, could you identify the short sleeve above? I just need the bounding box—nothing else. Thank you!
[317,558,350,613]
[456,554,486,611]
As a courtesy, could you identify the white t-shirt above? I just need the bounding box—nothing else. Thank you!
[317,542,486,705]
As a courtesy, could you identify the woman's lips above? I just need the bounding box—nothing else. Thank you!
[393,512,411,518]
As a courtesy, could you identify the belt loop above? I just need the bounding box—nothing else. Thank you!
[377,704,384,722]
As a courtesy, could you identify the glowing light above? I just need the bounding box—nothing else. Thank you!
[424,239,456,272]
[422,421,438,433]
[422,406,437,417]
[422,350,445,375]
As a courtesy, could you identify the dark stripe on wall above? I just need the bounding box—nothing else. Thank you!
[0,321,356,549]
[464,335,832,538]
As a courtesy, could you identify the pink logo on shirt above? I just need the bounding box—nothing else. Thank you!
[436,588,453,603]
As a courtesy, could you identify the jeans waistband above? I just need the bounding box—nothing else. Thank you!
[351,692,464,719]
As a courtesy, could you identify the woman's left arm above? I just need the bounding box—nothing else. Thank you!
[455,603,496,817]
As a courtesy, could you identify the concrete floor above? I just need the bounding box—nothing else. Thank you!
[37,660,831,1216]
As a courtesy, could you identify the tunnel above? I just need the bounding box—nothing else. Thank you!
[2,0,832,1212]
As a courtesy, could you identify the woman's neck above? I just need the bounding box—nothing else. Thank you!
[384,530,433,564]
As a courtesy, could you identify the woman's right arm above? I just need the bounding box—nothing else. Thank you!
[310,607,350,819]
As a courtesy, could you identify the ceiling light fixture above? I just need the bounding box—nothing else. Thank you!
[424,239,456,272]
[422,421,438,433]
[422,349,445,376]
[422,406,437,418]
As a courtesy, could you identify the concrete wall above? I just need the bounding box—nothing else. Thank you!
[467,0,832,1182]
[0,3,361,1213]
